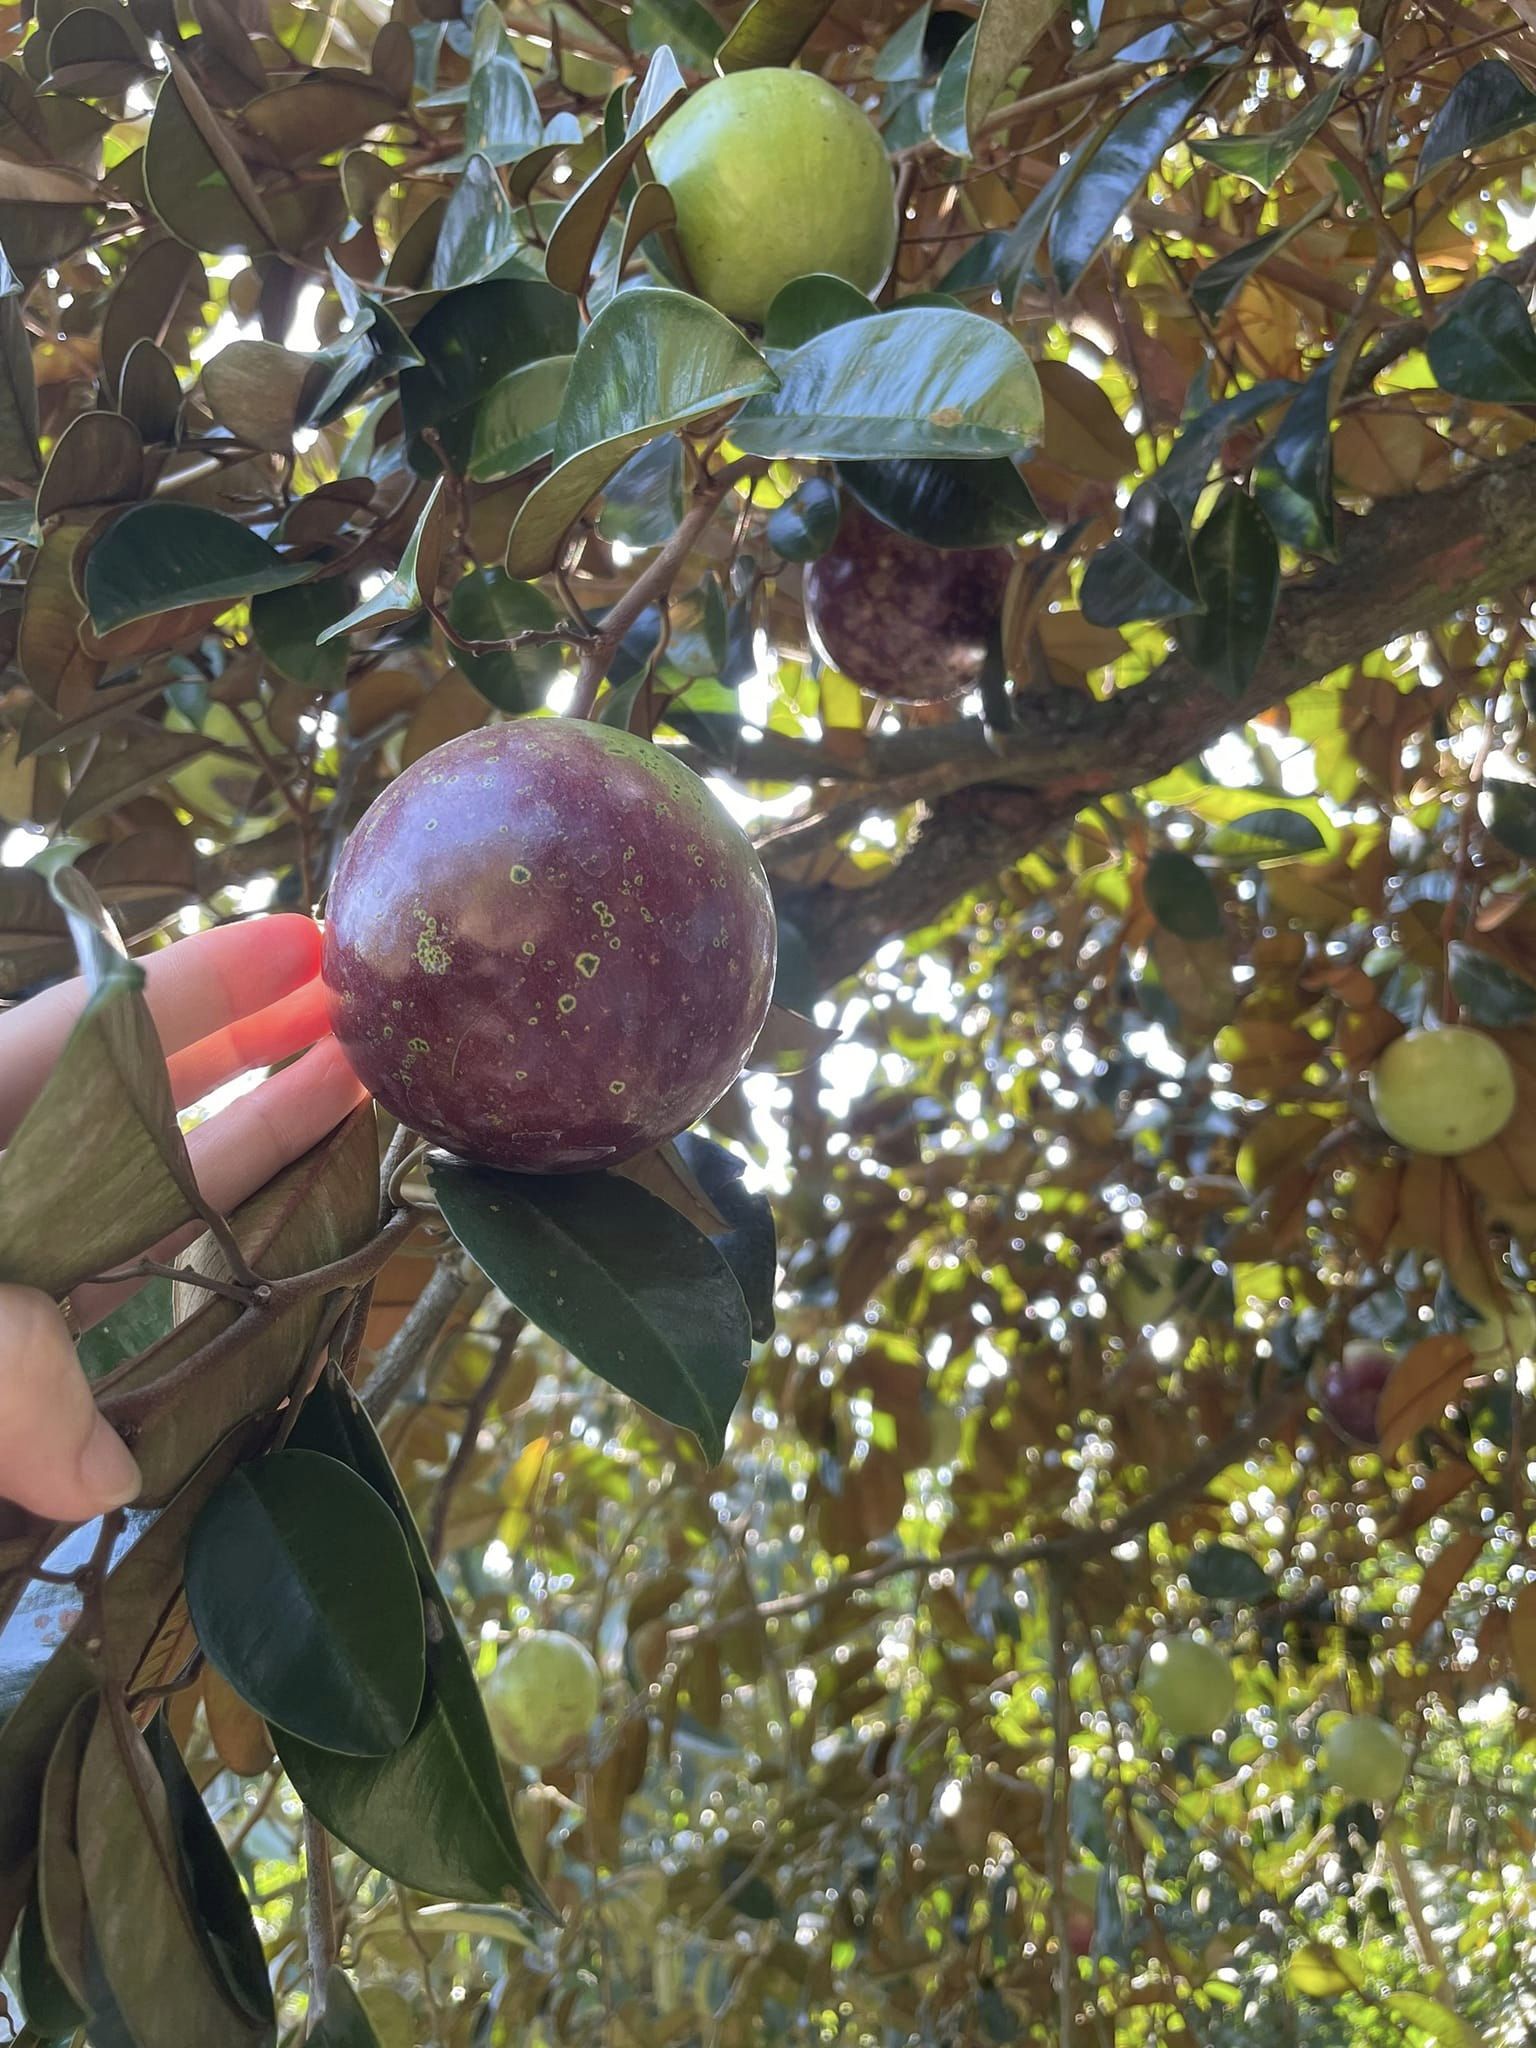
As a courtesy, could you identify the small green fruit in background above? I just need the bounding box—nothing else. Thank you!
[165,698,284,839]
[1369,1025,1516,1155]
[1139,1635,1236,1740]
[1320,1715,1408,1805]
[483,1629,602,1769]
[648,69,897,325]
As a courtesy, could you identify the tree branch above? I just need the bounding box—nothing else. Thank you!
[785,444,1536,988]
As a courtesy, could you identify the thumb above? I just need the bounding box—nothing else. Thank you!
[0,1285,141,1522]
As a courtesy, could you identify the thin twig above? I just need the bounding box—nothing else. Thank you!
[360,1253,491,1420]
[303,1811,339,2035]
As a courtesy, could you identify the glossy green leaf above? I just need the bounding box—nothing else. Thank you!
[280,1375,544,1910]
[871,3,931,81]
[1193,64,1351,190]
[143,63,277,254]
[964,0,1062,148]
[761,273,873,353]
[715,0,835,71]
[1176,486,1279,699]
[1049,62,1231,292]
[467,354,572,482]
[766,477,840,561]
[1420,59,1536,179]
[1190,195,1333,317]
[319,483,446,641]
[731,307,1043,461]
[1480,778,1536,858]
[596,435,686,550]
[311,1969,383,2048]
[1080,484,1199,627]
[250,578,353,691]
[1145,849,1222,941]
[839,455,1039,548]
[1208,808,1326,859]
[1187,1542,1273,1602]
[186,1450,427,1756]
[143,1716,275,2031]
[542,50,686,296]
[673,1132,777,1343]
[1254,364,1336,555]
[1448,942,1536,1027]
[429,153,526,289]
[1426,274,1536,404]
[78,1706,271,2048]
[118,336,181,443]
[631,0,722,64]
[440,5,543,169]
[446,568,564,713]
[504,288,775,579]
[930,24,977,155]
[399,279,578,474]
[431,1158,752,1462]
[84,504,311,633]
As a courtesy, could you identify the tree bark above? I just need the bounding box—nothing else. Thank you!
[784,443,1536,988]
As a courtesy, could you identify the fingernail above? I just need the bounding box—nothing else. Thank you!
[78,1418,142,1510]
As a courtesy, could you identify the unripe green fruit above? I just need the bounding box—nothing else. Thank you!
[648,69,897,325]
[482,1630,601,1770]
[1459,1282,1536,1362]
[1320,1715,1407,1805]
[1139,1635,1236,1740]
[1369,1026,1516,1156]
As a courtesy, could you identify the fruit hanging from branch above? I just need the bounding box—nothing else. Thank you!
[1138,1635,1236,1741]
[1320,1715,1408,1806]
[1368,1025,1516,1155]
[323,719,776,1172]
[801,501,1012,703]
[647,69,898,324]
[482,1630,603,1770]
[1313,1340,1394,1448]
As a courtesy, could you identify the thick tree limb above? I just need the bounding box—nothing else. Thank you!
[784,443,1536,988]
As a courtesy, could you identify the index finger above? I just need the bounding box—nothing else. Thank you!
[0,914,323,1147]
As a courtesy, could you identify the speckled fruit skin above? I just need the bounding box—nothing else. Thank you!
[648,69,897,326]
[323,719,776,1172]
[803,502,1011,702]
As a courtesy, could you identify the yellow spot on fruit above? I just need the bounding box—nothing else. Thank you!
[609,1081,626,1095]
[593,900,615,928]
[576,952,599,979]
[414,912,452,975]
[522,941,536,956]
[557,993,577,1015]
[408,1036,430,1052]
[510,864,532,885]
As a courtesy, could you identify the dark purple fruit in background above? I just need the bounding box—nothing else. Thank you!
[802,501,1011,703]
[323,719,776,1172]
[1314,1340,1394,1447]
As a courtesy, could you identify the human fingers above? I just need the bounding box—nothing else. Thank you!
[166,975,332,1111]
[0,1285,140,1521]
[184,1036,371,1216]
[0,915,323,1147]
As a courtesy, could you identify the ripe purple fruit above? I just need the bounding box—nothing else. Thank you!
[802,501,1011,703]
[1314,1340,1393,1447]
[323,719,776,1171]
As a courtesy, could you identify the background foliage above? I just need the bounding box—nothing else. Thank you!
[5,0,1536,2042]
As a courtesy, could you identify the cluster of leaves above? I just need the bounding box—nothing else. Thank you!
[5,0,1536,2042]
